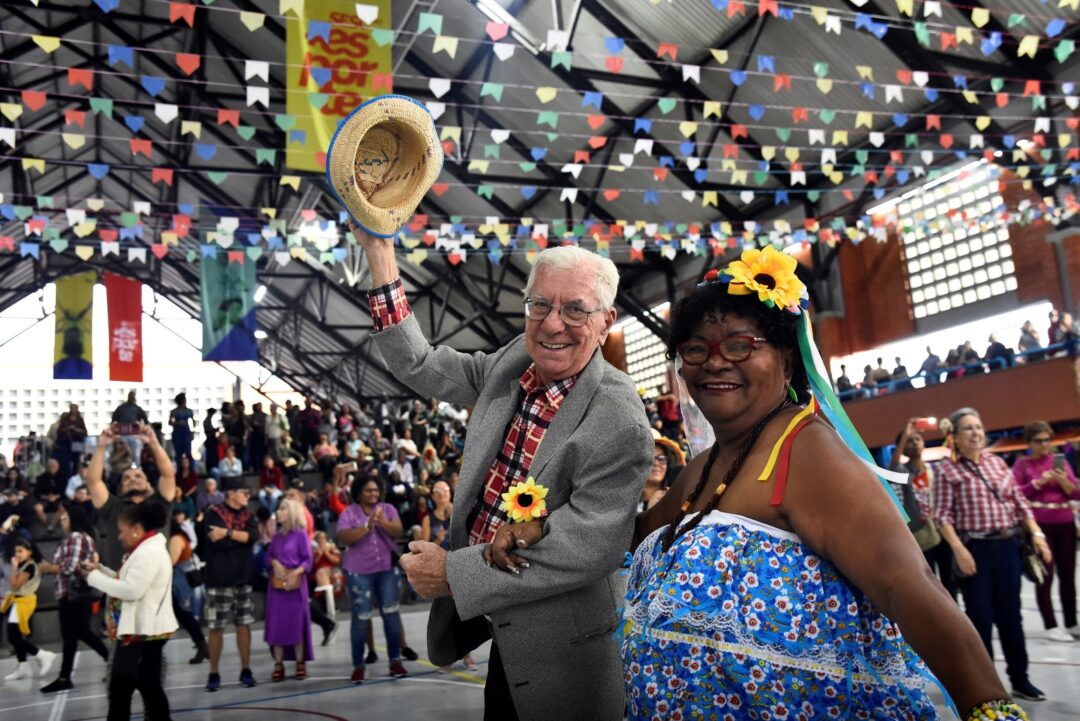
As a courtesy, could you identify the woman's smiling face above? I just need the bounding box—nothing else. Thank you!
[679,310,791,431]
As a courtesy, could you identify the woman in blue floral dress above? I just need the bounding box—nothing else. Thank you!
[620,248,1029,721]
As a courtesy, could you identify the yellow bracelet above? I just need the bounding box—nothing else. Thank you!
[965,700,1028,721]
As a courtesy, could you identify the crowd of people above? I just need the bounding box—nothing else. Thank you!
[834,307,1080,399]
[0,233,1077,721]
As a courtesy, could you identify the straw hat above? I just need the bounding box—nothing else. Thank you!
[326,95,444,238]
[651,429,686,465]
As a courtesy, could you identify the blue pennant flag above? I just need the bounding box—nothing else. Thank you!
[107,45,133,67]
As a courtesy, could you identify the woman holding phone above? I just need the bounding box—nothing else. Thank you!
[1014,421,1080,642]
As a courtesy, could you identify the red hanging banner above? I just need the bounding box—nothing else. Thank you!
[103,272,143,382]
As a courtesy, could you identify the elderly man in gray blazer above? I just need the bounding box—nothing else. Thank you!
[352,225,653,721]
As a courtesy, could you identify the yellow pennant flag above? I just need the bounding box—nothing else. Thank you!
[181,120,202,138]
[703,101,722,119]
[811,6,828,24]
[467,159,489,173]
[761,145,776,161]
[62,132,86,149]
[1016,165,1030,178]
[432,35,458,58]
[1059,133,1072,148]
[1017,35,1039,58]
[22,157,45,174]
[279,0,304,14]
[535,87,557,104]
[702,191,718,208]
[440,126,462,143]
[832,130,849,145]
[710,49,728,64]
[721,158,737,172]
[816,78,833,94]
[961,90,978,104]
[854,111,874,129]
[971,7,989,27]
[784,147,800,162]
[678,121,698,138]
[161,231,179,246]
[895,0,914,16]
[73,221,97,238]
[975,116,991,131]
[279,175,301,190]
[731,169,748,185]
[856,65,874,81]
[240,11,265,31]
[1012,149,1027,162]
[956,26,973,45]
[0,103,23,121]
[1060,0,1078,10]
[32,35,60,53]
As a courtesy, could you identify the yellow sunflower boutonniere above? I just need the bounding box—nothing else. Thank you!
[500,476,549,523]
[704,245,808,315]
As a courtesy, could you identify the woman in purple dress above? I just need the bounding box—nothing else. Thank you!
[264,499,314,681]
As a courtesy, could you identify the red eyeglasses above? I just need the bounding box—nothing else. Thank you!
[676,336,769,365]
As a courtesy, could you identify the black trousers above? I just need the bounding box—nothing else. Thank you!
[172,598,206,648]
[1035,521,1077,629]
[484,642,520,721]
[959,537,1029,685]
[108,639,170,721]
[7,621,38,662]
[310,594,335,634]
[58,597,110,678]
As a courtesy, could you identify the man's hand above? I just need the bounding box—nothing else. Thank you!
[399,540,450,599]
[99,425,118,445]
[207,526,229,542]
[484,520,544,573]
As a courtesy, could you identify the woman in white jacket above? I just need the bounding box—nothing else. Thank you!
[83,502,177,721]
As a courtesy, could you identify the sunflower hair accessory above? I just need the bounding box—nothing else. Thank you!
[500,477,549,523]
[702,246,809,316]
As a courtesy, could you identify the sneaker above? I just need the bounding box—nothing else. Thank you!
[350,667,365,685]
[205,672,221,692]
[40,678,74,694]
[239,668,257,688]
[401,646,419,662]
[1065,625,1080,640]
[32,650,56,678]
[1046,626,1074,643]
[322,622,338,647]
[437,664,452,674]
[364,649,378,664]
[1011,679,1046,701]
[4,662,30,681]
[389,662,408,678]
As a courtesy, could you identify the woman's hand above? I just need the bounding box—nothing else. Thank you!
[80,552,100,576]
[1033,534,1053,565]
[952,545,977,577]
[483,520,545,573]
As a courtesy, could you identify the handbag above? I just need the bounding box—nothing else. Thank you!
[67,573,99,604]
[1020,534,1048,585]
[271,574,300,591]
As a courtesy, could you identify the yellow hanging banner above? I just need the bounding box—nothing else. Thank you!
[53,271,96,380]
[285,0,392,172]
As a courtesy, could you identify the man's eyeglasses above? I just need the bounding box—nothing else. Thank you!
[524,297,605,327]
[676,336,769,365]
[1030,436,1053,445]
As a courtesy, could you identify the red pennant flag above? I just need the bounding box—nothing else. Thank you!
[65,109,86,127]
[773,74,791,92]
[791,107,809,124]
[587,135,607,149]
[104,272,143,382]
[151,167,174,186]
[1032,134,1046,148]
[176,53,201,76]
[925,114,941,130]
[940,32,956,51]
[653,167,668,181]
[995,93,1008,108]
[656,43,678,61]
[169,1,196,26]
[604,56,623,74]
[431,183,449,196]
[586,114,606,130]
[728,0,746,16]
[485,22,509,41]
[441,140,455,156]
[99,229,119,242]
[22,90,46,111]
[574,150,591,163]
[889,149,904,163]
[227,250,245,265]
[1067,148,1080,161]
[896,70,912,85]
[172,214,192,237]
[68,68,93,90]
[151,244,169,259]
[629,247,644,262]
[730,124,748,140]
[939,134,954,149]
[371,73,393,92]
[217,108,240,127]
[758,0,778,16]
[722,144,739,159]
[1023,80,1040,97]
[883,165,896,178]
[865,170,879,184]
[130,138,153,157]
[0,237,14,252]
[603,189,620,202]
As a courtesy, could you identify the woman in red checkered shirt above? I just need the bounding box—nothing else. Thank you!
[933,407,1053,702]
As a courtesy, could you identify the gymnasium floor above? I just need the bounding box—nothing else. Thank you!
[2,586,1078,721]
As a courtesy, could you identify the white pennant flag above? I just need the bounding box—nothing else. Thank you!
[869,131,885,147]
[634,138,654,156]
[546,30,570,52]
[618,153,634,167]
[154,103,178,124]
[923,0,941,17]
[560,187,578,203]
[681,190,695,202]
[490,129,510,144]
[682,65,701,84]
[825,15,842,34]
[127,247,147,264]
[686,157,701,171]
[247,86,270,107]
[820,148,838,165]
[561,164,583,179]
[429,78,451,98]
[0,127,15,148]
[492,43,515,61]
[790,170,806,185]
[273,251,291,266]
[969,134,984,149]
[245,60,269,82]
[425,101,446,120]
[808,129,826,145]
[1034,117,1050,133]
[133,201,151,216]
[66,208,86,226]
[885,85,904,104]
[921,150,934,165]
[101,241,120,257]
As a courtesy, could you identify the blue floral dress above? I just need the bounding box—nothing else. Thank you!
[620,511,943,720]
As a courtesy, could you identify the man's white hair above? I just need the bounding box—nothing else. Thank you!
[523,246,620,309]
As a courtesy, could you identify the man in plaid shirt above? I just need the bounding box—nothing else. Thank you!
[357,223,653,721]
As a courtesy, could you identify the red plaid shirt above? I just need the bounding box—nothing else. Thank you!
[368,278,577,545]
[933,451,1032,532]
[51,531,94,599]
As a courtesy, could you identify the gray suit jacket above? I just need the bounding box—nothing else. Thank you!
[372,314,653,720]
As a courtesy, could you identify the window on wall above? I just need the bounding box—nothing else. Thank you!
[622,315,669,395]
[895,161,1016,321]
